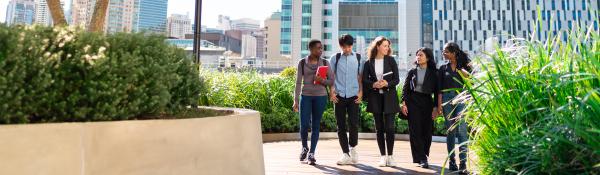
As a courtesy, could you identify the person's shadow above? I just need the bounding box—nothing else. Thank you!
[312,163,453,175]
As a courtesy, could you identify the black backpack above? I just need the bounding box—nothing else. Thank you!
[300,58,327,75]
[299,58,330,96]
[334,53,361,75]
[333,53,365,103]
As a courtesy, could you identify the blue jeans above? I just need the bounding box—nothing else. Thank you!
[442,92,468,165]
[299,95,327,153]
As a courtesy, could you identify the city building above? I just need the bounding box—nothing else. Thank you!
[201,29,242,55]
[70,0,94,27]
[167,13,192,39]
[280,0,292,56]
[231,18,260,32]
[217,15,231,31]
[241,34,257,58]
[104,0,137,33]
[34,0,64,26]
[6,0,35,26]
[430,0,599,64]
[133,0,168,33]
[253,30,266,59]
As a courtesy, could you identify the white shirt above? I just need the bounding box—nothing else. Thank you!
[374,59,384,94]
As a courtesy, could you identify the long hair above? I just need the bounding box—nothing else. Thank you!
[415,47,437,71]
[367,36,393,59]
[444,42,471,71]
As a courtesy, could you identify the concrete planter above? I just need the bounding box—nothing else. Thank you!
[0,107,264,175]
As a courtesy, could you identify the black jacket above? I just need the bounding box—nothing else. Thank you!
[401,67,440,106]
[362,56,401,114]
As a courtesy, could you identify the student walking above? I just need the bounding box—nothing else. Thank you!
[362,36,400,167]
[293,39,334,165]
[329,34,365,165]
[401,47,440,169]
[438,42,472,174]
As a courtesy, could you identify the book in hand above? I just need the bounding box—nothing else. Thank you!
[314,66,329,85]
[378,71,393,80]
[383,71,393,77]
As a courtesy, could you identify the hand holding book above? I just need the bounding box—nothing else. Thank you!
[314,66,329,85]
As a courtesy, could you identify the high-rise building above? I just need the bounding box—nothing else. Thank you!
[430,0,599,64]
[264,12,282,59]
[104,0,137,33]
[201,29,242,54]
[70,0,94,27]
[264,11,293,68]
[167,14,192,39]
[70,0,168,34]
[241,34,257,58]
[6,0,35,26]
[280,0,292,56]
[133,0,168,33]
[217,15,231,31]
[289,0,411,63]
[231,18,260,32]
[253,30,266,59]
[283,0,598,69]
[34,0,63,26]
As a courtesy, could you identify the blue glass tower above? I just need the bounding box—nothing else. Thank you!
[280,0,292,56]
[134,0,168,33]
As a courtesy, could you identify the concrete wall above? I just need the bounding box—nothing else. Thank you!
[0,107,264,175]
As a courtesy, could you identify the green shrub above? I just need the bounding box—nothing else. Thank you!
[0,25,201,123]
[200,68,446,135]
[280,66,296,79]
[460,27,600,173]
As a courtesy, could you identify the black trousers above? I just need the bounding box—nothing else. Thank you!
[372,93,396,156]
[407,92,434,163]
[335,95,360,154]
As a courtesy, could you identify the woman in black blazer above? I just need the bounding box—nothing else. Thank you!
[362,36,400,167]
[400,47,440,169]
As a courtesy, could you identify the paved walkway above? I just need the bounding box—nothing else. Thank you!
[264,139,466,175]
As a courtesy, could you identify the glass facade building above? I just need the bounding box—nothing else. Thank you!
[339,0,399,55]
[280,0,292,55]
[134,0,168,33]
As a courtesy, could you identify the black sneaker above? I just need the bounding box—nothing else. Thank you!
[299,147,309,161]
[449,161,458,171]
[307,153,316,165]
[419,160,429,169]
[459,163,468,174]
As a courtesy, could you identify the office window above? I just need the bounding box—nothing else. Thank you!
[323,9,332,16]
[324,44,331,51]
[323,32,332,39]
[302,29,311,38]
[302,17,311,25]
[323,0,332,4]
[302,4,311,13]
[323,21,331,28]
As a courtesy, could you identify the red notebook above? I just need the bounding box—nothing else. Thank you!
[314,66,329,85]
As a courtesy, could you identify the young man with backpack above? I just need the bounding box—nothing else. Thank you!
[329,34,365,165]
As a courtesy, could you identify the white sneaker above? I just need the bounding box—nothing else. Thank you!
[336,153,353,165]
[349,147,358,163]
[378,156,388,167]
[387,155,396,167]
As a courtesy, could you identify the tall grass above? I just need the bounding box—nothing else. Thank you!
[459,23,600,173]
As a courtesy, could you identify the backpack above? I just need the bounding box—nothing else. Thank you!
[300,58,327,75]
[334,53,361,75]
[299,57,330,96]
[333,53,364,103]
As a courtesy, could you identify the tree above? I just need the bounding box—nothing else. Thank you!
[47,0,67,26]
[89,0,110,32]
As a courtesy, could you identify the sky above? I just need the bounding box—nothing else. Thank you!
[0,0,281,27]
